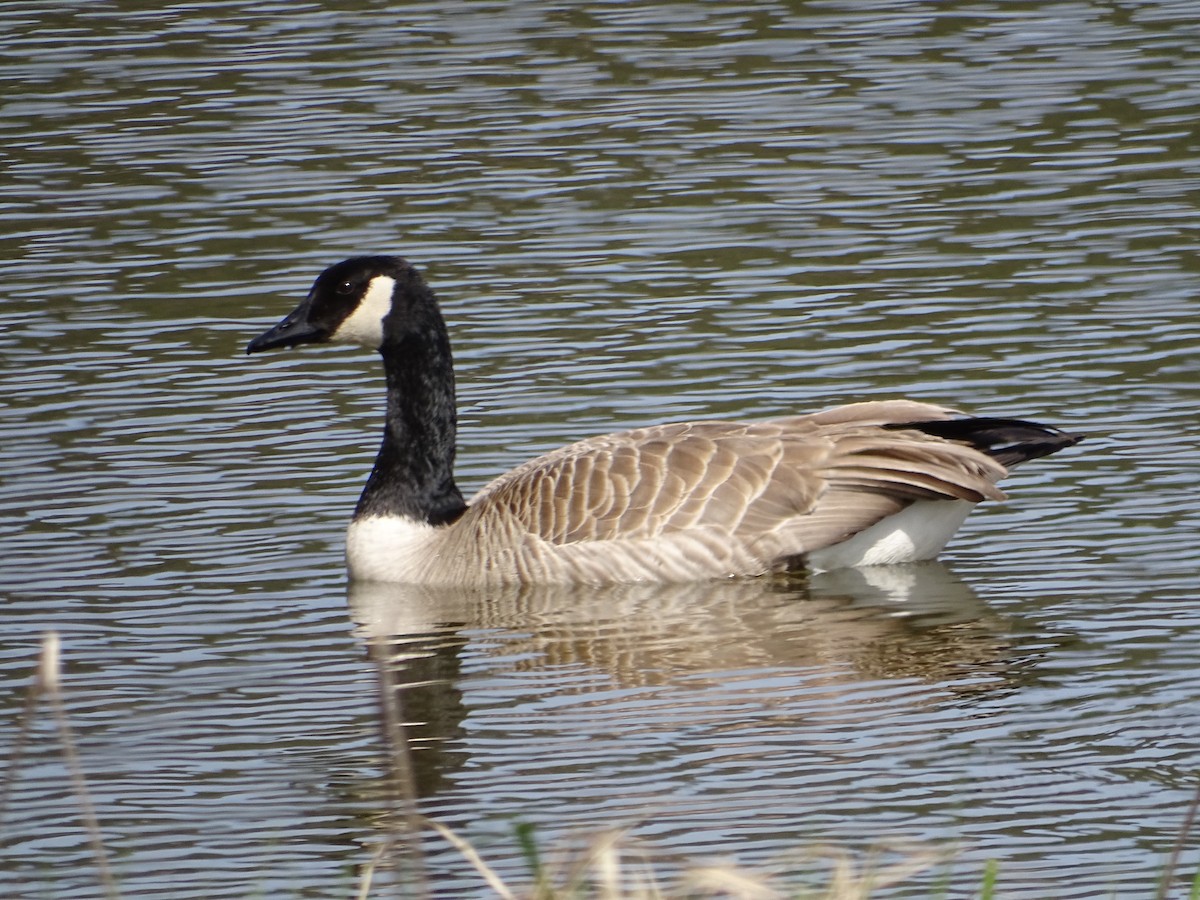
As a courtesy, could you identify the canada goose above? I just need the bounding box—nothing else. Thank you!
[247,255,1083,585]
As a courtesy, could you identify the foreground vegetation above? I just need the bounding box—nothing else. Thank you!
[4,633,1199,899]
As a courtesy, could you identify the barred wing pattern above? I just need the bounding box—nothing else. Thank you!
[466,401,1008,573]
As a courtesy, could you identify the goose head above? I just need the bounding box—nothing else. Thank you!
[247,255,435,354]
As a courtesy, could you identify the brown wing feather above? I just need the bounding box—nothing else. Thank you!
[467,401,1009,560]
[470,422,786,543]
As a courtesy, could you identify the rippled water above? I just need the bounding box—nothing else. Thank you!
[3,1,1199,898]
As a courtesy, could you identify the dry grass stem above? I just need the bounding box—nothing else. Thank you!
[1,633,121,900]
[679,863,785,899]
[356,841,389,900]
[421,815,520,900]
[1157,783,1200,900]
[414,815,951,900]
[796,841,948,900]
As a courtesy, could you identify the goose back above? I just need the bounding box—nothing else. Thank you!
[347,400,1053,585]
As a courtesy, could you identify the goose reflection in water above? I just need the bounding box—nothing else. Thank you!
[348,564,1037,802]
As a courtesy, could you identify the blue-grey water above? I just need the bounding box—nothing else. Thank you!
[2,2,1199,898]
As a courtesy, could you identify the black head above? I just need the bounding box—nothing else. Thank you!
[247,255,422,354]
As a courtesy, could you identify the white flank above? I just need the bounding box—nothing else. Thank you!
[806,499,975,571]
[346,514,440,582]
[331,274,395,348]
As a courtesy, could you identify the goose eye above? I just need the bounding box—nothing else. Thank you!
[337,280,354,295]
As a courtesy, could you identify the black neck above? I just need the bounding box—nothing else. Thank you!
[354,307,467,525]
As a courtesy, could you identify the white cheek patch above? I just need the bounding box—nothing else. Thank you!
[331,275,395,348]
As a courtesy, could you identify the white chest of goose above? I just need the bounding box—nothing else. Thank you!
[248,256,1082,585]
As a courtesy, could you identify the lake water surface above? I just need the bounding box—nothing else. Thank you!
[2,2,1199,898]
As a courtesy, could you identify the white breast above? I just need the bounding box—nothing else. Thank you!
[346,514,441,582]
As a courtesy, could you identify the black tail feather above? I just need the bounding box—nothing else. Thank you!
[888,417,1085,467]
